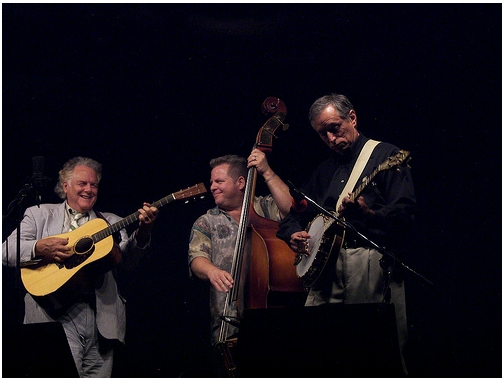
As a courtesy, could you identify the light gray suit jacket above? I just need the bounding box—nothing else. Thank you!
[2,202,150,343]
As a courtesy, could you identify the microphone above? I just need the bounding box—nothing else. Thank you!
[31,156,50,206]
[32,156,44,177]
[32,156,50,187]
[288,180,308,212]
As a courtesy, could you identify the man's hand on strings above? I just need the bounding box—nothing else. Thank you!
[290,231,311,256]
[247,149,270,177]
[35,237,72,263]
[208,267,234,292]
[338,193,375,219]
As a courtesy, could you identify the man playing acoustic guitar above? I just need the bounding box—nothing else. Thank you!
[2,156,159,377]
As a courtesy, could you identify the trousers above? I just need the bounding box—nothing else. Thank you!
[59,301,114,377]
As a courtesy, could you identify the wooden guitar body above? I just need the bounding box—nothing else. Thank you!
[21,218,114,297]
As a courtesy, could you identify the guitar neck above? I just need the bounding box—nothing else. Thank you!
[92,193,176,242]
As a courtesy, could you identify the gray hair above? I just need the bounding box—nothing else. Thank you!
[54,156,102,200]
[209,154,247,181]
[308,93,355,122]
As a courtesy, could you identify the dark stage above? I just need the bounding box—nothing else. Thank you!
[2,4,501,377]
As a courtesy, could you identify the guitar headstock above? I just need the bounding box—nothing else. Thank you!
[173,183,207,201]
[381,150,411,170]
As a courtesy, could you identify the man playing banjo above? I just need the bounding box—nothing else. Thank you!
[276,93,416,375]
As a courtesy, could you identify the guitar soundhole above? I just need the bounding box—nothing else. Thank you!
[64,237,95,269]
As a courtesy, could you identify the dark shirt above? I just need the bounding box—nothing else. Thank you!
[277,134,416,251]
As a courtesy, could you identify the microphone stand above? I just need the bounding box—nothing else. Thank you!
[288,182,433,294]
[4,172,51,324]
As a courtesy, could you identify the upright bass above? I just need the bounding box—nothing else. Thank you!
[216,97,306,376]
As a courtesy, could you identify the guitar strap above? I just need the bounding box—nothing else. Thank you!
[94,209,108,223]
[94,210,122,244]
[93,210,121,285]
[335,139,380,213]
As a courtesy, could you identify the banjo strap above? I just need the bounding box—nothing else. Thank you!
[335,139,380,213]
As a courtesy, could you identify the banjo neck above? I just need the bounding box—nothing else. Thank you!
[349,149,410,203]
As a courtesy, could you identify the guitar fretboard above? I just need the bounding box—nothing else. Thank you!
[92,194,175,243]
[90,183,207,244]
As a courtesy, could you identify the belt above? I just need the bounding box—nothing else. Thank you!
[343,237,369,249]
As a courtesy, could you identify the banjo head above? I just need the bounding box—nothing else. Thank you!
[296,214,344,287]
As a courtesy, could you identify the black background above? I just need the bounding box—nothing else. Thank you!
[2,3,501,377]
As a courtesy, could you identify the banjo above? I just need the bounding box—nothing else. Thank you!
[295,150,411,288]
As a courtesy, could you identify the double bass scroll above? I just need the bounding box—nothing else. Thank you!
[255,97,289,151]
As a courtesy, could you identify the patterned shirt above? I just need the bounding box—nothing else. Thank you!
[188,195,281,345]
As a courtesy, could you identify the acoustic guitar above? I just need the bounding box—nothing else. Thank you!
[21,183,207,307]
